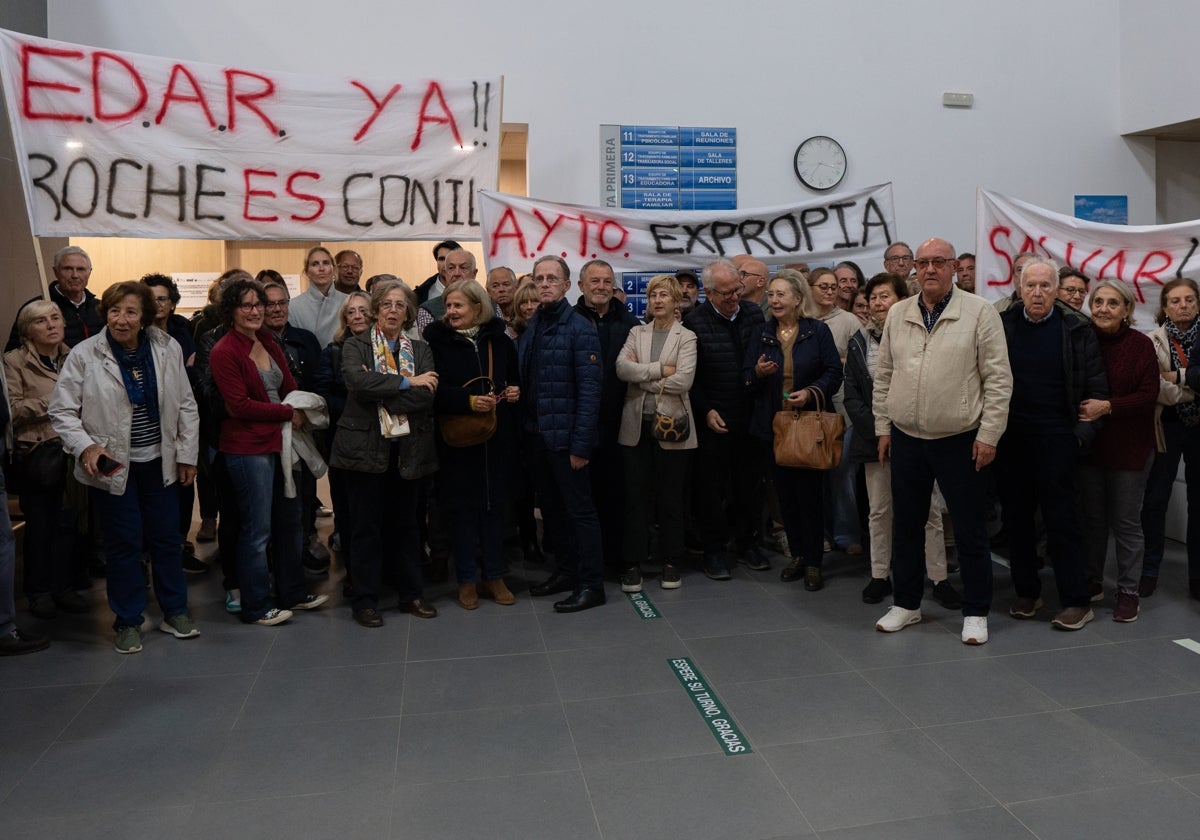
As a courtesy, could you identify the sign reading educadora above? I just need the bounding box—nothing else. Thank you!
[0,29,501,240]
[480,184,895,274]
[976,189,1200,329]
[668,657,750,755]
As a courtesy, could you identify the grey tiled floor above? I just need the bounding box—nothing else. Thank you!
[2,536,1199,840]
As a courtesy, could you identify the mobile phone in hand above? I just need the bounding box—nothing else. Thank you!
[96,454,124,476]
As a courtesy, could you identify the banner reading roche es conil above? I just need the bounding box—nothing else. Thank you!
[0,29,501,240]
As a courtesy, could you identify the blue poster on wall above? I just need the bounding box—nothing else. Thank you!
[1074,195,1128,225]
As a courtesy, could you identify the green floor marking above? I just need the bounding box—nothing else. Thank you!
[627,590,660,619]
[668,657,751,755]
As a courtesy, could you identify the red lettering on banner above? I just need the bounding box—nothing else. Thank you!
[350,81,401,142]
[488,207,528,257]
[532,209,568,251]
[92,52,147,121]
[20,44,85,121]
[986,226,1013,286]
[225,69,279,135]
[155,63,217,127]
[243,168,279,222]
[410,81,463,150]
[1130,251,1172,301]
[1097,250,1127,282]
[599,220,628,251]
[1077,247,1106,276]
[285,171,324,222]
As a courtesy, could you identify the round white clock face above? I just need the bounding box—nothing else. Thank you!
[794,136,847,191]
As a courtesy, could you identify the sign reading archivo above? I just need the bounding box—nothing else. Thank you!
[668,657,750,755]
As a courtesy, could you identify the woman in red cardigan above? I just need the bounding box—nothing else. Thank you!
[1077,280,1159,622]
[209,278,328,626]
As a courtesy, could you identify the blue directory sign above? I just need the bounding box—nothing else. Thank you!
[600,124,737,212]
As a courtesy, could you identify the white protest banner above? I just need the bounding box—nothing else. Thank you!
[478,185,895,274]
[976,189,1200,327]
[0,29,500,240]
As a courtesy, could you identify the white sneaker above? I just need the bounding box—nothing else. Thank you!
[962,615,989,645]
[876,606,922,632]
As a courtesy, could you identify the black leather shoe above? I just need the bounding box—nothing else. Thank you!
[553,588,606,613]
[353,607,384,628]
[530,573,576,597]
[399,598,438,619]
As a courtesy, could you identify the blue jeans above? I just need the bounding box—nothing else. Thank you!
[224,453,305,622]
[0,454,19,637]
[91,458,185,630]
[889,427,993,616]
[1141,418,1200,582]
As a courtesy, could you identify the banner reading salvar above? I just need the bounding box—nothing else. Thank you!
[0,29,500,240]
[976,189,1200,327]
[479,185,895,274]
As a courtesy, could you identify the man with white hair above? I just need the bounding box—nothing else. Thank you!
[6,245,104,351]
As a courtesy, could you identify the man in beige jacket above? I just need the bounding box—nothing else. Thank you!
[872,238,1012,645]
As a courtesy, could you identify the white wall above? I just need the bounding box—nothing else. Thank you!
[46,0,1154,272]
[1121,0,1200,134]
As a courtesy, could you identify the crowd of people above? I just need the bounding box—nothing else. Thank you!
[0,237,1196,655]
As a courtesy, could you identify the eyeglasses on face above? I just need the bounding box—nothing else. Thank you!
[238,302,265,312]
[914,257,954,271]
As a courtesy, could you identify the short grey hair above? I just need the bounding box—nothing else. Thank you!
[701,258,739,292]
[53,245,90,268]
[1018,257,1060,289]
[16,300,62,340]
[532,254,570,281]
[1089,280,1136,325]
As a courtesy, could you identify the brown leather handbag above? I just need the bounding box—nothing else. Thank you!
[771,387,845,470]
[439,344,498,447]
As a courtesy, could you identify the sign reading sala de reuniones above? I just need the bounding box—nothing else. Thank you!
[479,184,895,275]
[0,29,501,240]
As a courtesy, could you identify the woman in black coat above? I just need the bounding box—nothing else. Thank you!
[424,279,521,610]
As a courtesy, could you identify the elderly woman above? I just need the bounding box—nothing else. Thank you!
[48,282,199,654]
[1142,278,1200,600]
[4,302,87,619]
[745,270,842,590]
[209,278,329,627]
[844,273,959,606]
[330,279,439,627]
[614,274,697,591]
[424,279,520,609]
[1078,280,1159,621]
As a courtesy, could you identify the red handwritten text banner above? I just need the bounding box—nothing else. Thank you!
[976,189,1200,326]
[0,29,500,240]
[479,185,896,275]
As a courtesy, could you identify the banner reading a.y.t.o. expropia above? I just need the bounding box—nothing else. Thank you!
[0,29,500,240]
[479,184,895,275]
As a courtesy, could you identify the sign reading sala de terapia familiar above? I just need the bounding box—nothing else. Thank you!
[0,29,501,240]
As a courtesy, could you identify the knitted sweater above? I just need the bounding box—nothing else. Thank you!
[1086,324,1157,471]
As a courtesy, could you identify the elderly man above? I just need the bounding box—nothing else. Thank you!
[572,259,639,579]
[682,257,768,578]
[520,256,606,612]
[6,245,104,351]
[487,265,518,323]
[994,251,1039,313]
[738,257,770,312]
[956,252,976,293]
[874,238,1012,645]
[882,242,915,278]
[334,250,364,293]
[418,248,477,335]
[996,258,1107,629]
[415,239,461,303]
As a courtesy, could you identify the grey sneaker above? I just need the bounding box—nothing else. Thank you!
[253,608,293,626]
[620,566,643,593]
[289,594,329,611]
[159,614,200,639]
[115,625,142,654]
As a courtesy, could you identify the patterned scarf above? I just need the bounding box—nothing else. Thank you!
[371,324,415,437]
[1165,318,1200,427]
[106,328,160,427]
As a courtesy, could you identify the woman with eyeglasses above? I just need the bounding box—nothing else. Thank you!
[1057,269,1090,311]
[1141,277,1200,600]
[807,267,866,556]
[209,278,329,627]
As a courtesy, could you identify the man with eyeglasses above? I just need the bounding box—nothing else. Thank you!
[334,250,364,294]
[737,257,770,312]
[882,242,915,279]
[873,238,1012,645]
[415,239,461,304]
[683,257,769,579]
[519,256,607,613]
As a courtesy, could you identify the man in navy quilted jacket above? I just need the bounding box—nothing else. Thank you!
[518,256,606,612]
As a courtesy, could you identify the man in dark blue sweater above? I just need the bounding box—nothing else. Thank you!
[996,258,1108,631]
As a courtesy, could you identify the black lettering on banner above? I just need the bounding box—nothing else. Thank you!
[860,197,892,248]
[144,163,187,222]
[106,158,142,219]
[63,157,100,219]
[410,179,439,225]
[683,223,716,255]
[343,172,373,227]
[446,178,464,225]
[650,223,685,255]
[829,201,858,249]
[194,164,227,221]
[29,153,62,220]
[709,221,737,255]
[769,213,802,252]
[467,179,478,226]
[379,175,409,226]
[738,219,774,255]
[798,207,829,251]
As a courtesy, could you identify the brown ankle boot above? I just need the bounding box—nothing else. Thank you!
[480,579,516,605]
[457,582,479,610]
